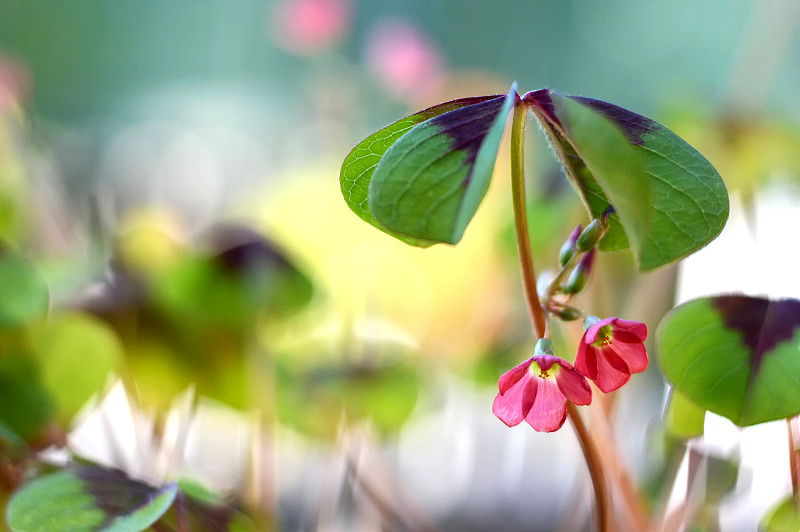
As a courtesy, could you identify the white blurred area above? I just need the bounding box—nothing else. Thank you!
[64,382,253,493]
[670,183,800,531]
[677,184,800,303]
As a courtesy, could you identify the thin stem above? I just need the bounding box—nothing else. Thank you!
[547,244,585,298]
[788,417,799,503]
[510,100,608,532]
[567,402,609,532]
[510,101,547,338]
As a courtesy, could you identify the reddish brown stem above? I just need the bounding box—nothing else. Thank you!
[511,101,608,532]
[788,417,800,503]
[510,101,547,338]
[567,402,609,532]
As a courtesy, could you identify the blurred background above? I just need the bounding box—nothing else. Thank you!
[1,0,799,530]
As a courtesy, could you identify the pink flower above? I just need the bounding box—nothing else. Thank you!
[270,0,352,56]
[493,340,592,433]
[575,317,648,393]
[0,55,30,112]
[365,19,443,101]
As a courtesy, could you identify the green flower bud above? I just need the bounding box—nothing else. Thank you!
[553,307,582,321]
[559,224,582,267]
[563,249,596,294]
[576,218,604,252]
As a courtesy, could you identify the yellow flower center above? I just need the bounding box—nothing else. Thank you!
[594,325,613,348]
[530,360,556,380]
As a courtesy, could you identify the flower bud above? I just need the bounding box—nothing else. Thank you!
[553,307,582,321]
[577,218,604,252]
[534,337,556,356]
[563,249,596,294]
[559,224,582,267]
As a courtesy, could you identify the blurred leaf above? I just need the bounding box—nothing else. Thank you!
[658,295,800,426]
[341,95,505,247]
[157,256,251,327]
[761,495,800,532]
[0,120,28,243]
[176,478,223,504]
[123,340,191,410]
[125,337,250,411]
[528,90,729,270]
[156,479,256,532]
[32,312,124,423]
[683,448,738,531]
[276,358,420,438]
[6,465,177,532]
[0,247,49,329]
[700,452,738,505]
[206,224,313,318]
[156,224,312,328]
[344,86,516,245]
[0,418,25,453]
[115,220,183,280]
[665,388,706,439]
[666,107,800,193]
[0,353,53,441]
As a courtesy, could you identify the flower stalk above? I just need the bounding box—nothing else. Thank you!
[788,417,800,504]
[509,99,609,532]
[510,99,546,339]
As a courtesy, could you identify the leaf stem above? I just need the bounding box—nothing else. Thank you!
[510,100,547,338]
[511,99,608,532]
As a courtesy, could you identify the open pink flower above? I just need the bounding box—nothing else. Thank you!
[493,341,592,432]
[575,317,648,393]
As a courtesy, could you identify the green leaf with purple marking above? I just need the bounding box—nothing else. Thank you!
[657,295,800,426]
[6,465,178,532]
[341,95,503,247]
[341,86,516,245]
[527,90,728,271]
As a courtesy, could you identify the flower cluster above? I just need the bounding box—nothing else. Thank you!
[493,317,648,432]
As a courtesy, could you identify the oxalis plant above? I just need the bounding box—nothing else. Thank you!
[340,84,800,531]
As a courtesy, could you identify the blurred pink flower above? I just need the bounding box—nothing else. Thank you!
[365,19,443,101]
[271,0,352,55]
[0,55,30,112]
[493,349,592,433]
[575,316,648,393]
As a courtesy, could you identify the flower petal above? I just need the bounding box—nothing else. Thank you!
[555,364,592,406]
[582,317,616,344]
[574,343,598,380]
[493,373,534,426]
[498,358,533,394]
[610,339,648,374]
[521,373,538,414]
[532,353,559,372]
[524,377,567,432]
[591,348,631,393]
[610,318,647,341]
